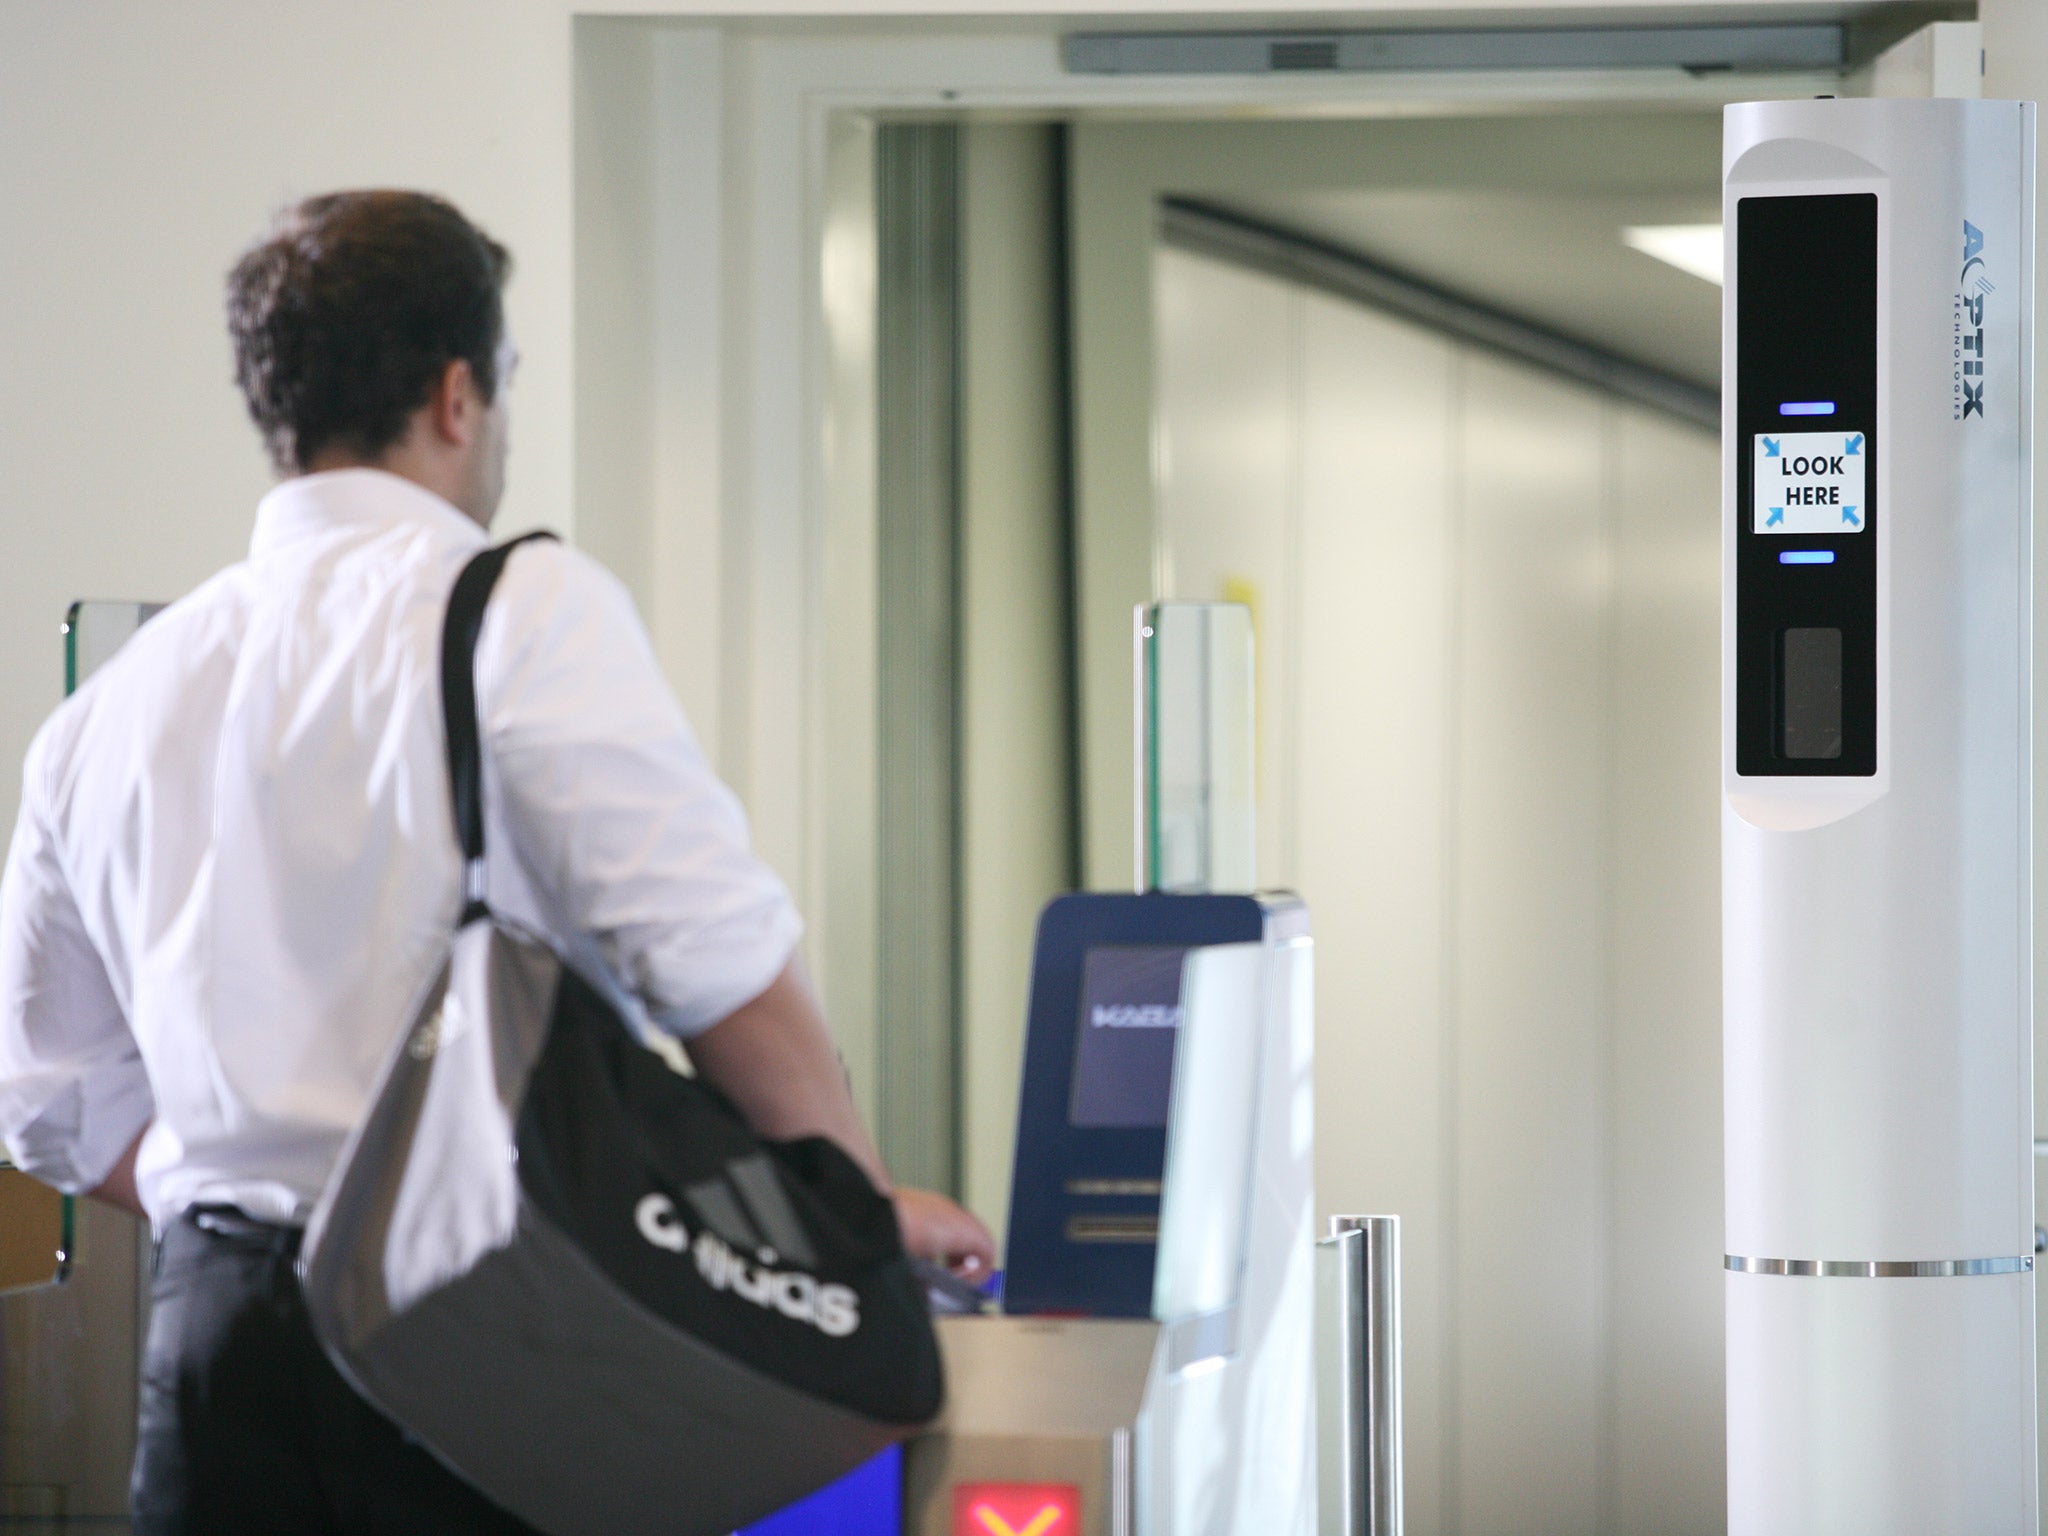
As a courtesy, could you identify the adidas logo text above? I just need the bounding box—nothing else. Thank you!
[634,1193,860,1338]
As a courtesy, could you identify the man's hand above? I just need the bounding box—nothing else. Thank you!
[893,1187,996,1279]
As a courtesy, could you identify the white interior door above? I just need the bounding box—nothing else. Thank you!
[1154,243,1723,1536]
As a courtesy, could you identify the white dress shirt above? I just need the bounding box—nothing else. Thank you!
[0,469,801,1230]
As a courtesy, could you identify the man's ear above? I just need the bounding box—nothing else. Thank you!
[425,358,481,448]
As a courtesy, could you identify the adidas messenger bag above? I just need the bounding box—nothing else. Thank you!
[297,533,943,1536]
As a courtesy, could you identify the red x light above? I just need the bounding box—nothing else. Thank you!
[951,1482,1081,1536]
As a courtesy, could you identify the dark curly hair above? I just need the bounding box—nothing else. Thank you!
[226,191,511,474]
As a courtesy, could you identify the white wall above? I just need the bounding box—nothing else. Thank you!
[1154,244,1724,1536]
[0,2,576,835]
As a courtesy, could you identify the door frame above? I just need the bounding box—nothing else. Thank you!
[592,17,1828,1125]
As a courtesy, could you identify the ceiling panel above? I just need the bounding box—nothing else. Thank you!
[1210,112,1724,388]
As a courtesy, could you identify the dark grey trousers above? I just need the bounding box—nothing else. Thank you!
[132,1208,544,1536]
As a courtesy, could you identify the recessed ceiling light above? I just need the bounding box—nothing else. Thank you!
[1624,224,1724,286]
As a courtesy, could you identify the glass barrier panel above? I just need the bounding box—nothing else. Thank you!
[0,603,162,1300]
[65,601,163,693]
[1152,941,1264,1324]
[1139,602,1255,894]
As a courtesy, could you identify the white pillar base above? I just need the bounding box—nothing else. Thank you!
[1727,1270,2037,1536]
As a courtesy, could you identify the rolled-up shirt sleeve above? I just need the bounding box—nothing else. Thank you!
[0,736,153,1192]
[479,544,803,1039]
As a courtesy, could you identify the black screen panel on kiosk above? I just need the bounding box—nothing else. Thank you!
[1070,945,1186,1129]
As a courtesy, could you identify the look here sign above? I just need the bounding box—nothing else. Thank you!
[1753,431,1866,535]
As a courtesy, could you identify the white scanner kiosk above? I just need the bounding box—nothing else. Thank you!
[902,603,1318,1536]
[904,890,1315,1536]
[1722,98,2038,1532]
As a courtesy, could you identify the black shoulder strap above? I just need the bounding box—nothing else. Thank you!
[441,531,559,925]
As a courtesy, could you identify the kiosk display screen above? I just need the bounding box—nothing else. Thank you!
[1733,191,1878,776]
[1069,945,1185,1129]
[1003,892,1272,1318]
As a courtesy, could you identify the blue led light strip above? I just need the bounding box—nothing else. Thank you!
[1779,550,1836,565]
[1779,401,1837,417]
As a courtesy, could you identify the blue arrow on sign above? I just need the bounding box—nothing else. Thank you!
[1763,437,1781,457]
[1842,506,1860,527]
[1767,507,1785,527]
[1846,434,1863,455]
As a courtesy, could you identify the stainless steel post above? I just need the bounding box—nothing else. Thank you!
[1317,1214,1402,1536]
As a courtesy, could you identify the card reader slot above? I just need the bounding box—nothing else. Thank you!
[1066,1214,1160,1244]
[1065,1178,1163,1198]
